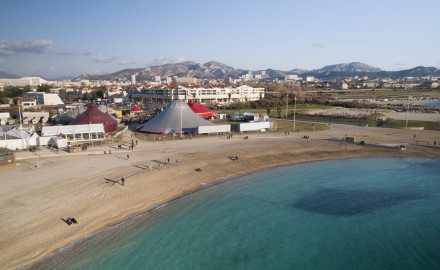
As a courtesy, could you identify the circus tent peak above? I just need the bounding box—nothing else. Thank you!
[136,100,214,134]
[131,105,142,112]
[70,103,118,132]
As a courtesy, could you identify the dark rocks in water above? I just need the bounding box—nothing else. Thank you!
[291,188,422,216]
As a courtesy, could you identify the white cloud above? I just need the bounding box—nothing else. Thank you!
[47,50,76,55]
[92,53,126,63]
[311,43,326,48]
[82,51,94,56]
[119,60,139,65]
[86,69,102,75]
[0,58,5,64]
[0,39,53,55]
[150,56,186,66]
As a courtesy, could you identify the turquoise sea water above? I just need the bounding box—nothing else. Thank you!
[420,101,440,107]
[28,158,440,270]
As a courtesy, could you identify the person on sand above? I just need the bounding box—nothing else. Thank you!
[127,154,129,160]
[121,177,125,186]
[176,159,179,166]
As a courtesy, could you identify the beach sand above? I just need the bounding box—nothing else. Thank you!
[0,124,439,269]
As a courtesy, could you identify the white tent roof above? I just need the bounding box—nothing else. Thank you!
[0,127,32,139]
[41,124,105,136]
[136,100,214,134]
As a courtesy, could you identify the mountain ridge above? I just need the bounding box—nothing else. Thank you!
[73,61,440,81]
[2,62,440,82]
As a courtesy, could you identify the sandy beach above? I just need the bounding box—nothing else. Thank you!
[1,124,439,269]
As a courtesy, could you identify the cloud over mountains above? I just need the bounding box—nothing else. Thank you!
[0,39,53,55]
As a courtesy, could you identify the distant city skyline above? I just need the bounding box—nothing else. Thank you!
[1,0,439,79]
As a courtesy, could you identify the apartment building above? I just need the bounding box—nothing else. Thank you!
[129,84,264,104]
[0,77,47,87]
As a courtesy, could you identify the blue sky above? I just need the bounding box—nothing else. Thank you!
[1,0,439,78]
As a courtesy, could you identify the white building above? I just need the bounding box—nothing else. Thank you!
[0,77,47,87]
[131,74,136,85]
[306,76,315,82]
[285,75,299,81]
[175,77,197,84]
[130,84,265,104]
[23,92,64,105]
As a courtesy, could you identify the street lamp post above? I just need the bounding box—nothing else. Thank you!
[406,96,411,128]
[293,96,297,132]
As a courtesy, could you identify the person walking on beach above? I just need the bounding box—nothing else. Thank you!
[176,159,179,166]
[127,154,130,160]
[121,177,125,186]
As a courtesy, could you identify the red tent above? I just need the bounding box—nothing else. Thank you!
[70,103,118,132]
[187,100,217,119]
[131,105,142,112]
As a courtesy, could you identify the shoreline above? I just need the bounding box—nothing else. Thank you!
[2,127,440,269]
[20,155,420,269]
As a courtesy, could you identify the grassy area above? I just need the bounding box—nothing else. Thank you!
[379,119,440,130]
[274,120,329,132]
[212,119,329,133]
[216,104,334,118]
[292,114,378,126]
[333,89,440,99]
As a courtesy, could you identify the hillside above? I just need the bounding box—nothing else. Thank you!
[69,62,440,82]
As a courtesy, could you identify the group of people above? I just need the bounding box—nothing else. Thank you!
[64,217,78,225]
[164,158,178,166]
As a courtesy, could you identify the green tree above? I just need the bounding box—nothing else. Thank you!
[38,84,51,93]
[276,105,282,118]
[266,107,271,117]
[96,86,108,99]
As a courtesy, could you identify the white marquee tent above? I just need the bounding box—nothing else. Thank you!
[136,100,215,134]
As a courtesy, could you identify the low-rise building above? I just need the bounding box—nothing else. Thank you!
[129,84,265,104]
[23,92,64,105]
[14,97,37,107]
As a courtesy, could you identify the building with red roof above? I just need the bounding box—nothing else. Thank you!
[70,103,118,132]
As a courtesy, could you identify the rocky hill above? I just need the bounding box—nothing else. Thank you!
[73,62,440,82]
[75,61,247,82]
[315,62,382,73]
